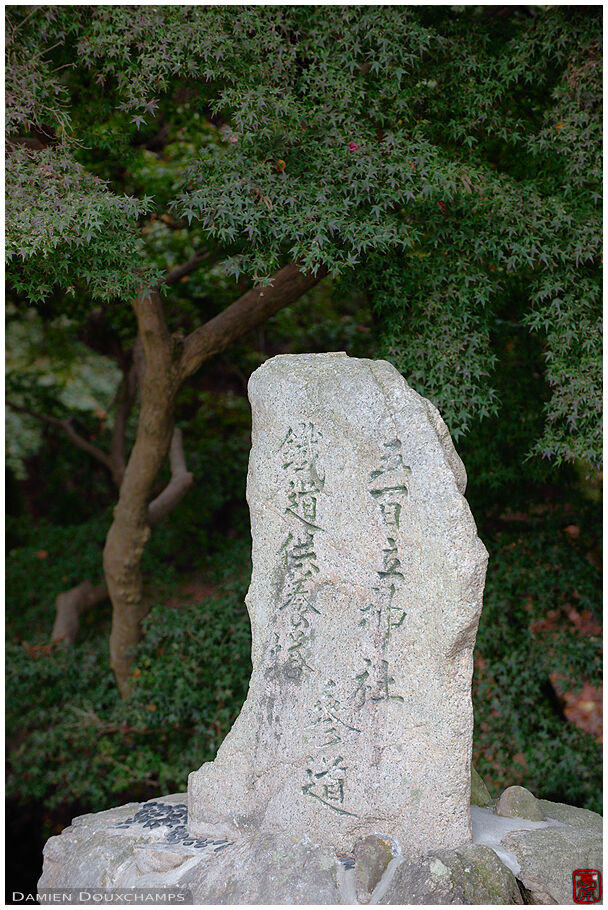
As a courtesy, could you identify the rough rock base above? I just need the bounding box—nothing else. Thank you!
[38,794,602,904]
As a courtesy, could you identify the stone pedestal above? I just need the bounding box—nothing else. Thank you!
[38,793,602,904]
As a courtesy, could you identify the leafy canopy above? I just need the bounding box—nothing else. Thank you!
[5,6,602,464]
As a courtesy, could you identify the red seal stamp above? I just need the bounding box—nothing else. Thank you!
[573,869,602,903]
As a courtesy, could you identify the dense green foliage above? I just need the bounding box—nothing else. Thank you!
[7,537,253,808]
[474,513,601,811]
[6,306,122,478]
[6,394,254,807]
[5,5,602,462]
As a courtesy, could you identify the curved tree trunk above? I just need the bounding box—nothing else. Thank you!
[103,290,181,696]
[103,386,179,694]
[103,414,177,693]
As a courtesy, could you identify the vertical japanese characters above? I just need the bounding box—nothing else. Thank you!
[354,438,411,705]
[281,433,412,818]
[277,422,325,680]
[303,679,360,817]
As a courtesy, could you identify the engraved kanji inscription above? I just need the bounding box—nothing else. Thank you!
[302,754,357,817]
[276,424,325,680]
[351,438,411,708]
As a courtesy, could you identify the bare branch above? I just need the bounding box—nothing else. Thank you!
[147,427,194,527]
[6,136,46,151]
[162,250,213,286]
[52,580,108,646]
[70,706,175,736]
[179,262,328,381]
[7,399,114,473]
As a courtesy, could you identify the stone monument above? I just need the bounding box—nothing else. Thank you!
[38,354,603,904]
[188,352,488,853]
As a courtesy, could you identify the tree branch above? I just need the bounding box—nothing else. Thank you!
[133,288,173,357]
[179,262,328,381]
[7,399,114,473]
[52,580,108,646]
[147,427,194,527]
[6,136,46,151]
[162,250,213,287]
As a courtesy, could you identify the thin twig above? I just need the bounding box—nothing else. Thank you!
[6,400,113,473]
[161,250,213,287]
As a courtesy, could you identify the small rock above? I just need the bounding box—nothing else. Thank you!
[495,786,545,821]
[537,798,602,832]
[471,767,493,807]
[353,835,393,902]
[377,843,523,904]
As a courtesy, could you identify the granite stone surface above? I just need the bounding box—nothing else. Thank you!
[471,767,494,807]
[188,353,489,853]
[502,802,603,905]
[376,843,524,905]
[38,794,602,904]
